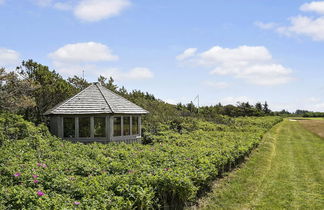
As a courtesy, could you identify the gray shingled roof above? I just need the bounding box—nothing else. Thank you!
[44,83,149,115]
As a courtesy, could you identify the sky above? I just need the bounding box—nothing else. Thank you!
[1,0,324,112]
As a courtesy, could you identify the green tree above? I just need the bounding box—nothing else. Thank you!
[263,101,271,114]
[0,68,37,114]
[255,102,263,111]
[97,75,118,92]
[68,75,90,91]
[16,60,77,123]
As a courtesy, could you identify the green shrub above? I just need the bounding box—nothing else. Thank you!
[0,113,282,208]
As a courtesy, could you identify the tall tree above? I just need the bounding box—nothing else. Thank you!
[97,75,118,92]
[263,101,271,114]
[68,75,90,91]
[16,60,77,123]
[0,68,37,114]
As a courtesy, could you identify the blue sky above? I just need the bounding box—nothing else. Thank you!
[1,0,324,111]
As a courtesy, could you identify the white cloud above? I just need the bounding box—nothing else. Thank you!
[32,0,131,22]
[230,64,293,86]
[277,16,324,41]
[98,67,154,81]
[300,1,324,14]
[49,42,118,63]
[0,47,20,67]
[176,48,197,60]
[49,42,118,77]
[178,45,294,86]
[74,0,131,22]
[256,1,324,41]
[204,81,230,89]
[254,21,277,30]
[199,46,272,66]
[49,42,153,81]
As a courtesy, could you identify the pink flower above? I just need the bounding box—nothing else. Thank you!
[13,173,21,177]
[37,163,47,168]
[74,201,80,205]
[37,191,44,196]
[164,168,171,171]
[32,174,38,178]
[33,180,39,184]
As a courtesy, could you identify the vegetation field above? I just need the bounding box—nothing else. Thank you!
[0,113,281,209]
[196,119,324,209]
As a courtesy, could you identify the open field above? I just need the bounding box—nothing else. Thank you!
[195,119,324,209]
[299,119,324,138]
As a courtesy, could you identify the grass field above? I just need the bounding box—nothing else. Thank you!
[299,119,324,138]
[194,119,324,209]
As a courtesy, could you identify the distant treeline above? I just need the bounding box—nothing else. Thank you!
[294,110,324,118]
[1,60,322,130]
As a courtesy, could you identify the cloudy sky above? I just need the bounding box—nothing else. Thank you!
[1,0,324,111]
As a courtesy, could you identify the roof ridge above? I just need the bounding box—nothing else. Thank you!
[44,83,149,115]
[44,84,93,115]
[96,83,114,113]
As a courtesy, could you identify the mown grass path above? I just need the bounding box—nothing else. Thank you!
[196,119,324,209]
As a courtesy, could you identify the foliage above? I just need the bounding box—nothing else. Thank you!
[16,60,78,123]
[1,60,78,124]
[302,111,324,118]
[0,113,282,209]
[67,75,90,91]
[0,68,37,114]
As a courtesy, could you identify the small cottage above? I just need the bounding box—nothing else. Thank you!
[44,83,149,143]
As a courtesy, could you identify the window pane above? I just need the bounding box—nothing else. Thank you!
[124,117,130,136]
[132,116,139,135]
[63,117,75,138]
[113,117,121,136]
[79,117,90,138]
[94,117,106,137]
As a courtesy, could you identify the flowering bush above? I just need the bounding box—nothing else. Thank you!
[0,113,282,209]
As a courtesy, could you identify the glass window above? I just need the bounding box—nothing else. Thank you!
[113,117,122,136]
[132,116,139,135]
[94,117,106,137]
[79,117,90,138]
[123,117,130,136]
[63,117,75,138]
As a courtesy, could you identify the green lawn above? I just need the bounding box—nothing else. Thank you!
[195,119,324,209]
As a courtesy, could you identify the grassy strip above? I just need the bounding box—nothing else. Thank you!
[195,119,324,209]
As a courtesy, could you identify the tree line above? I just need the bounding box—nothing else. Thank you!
[1,60,323,128]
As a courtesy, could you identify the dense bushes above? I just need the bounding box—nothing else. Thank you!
[302,112,324,118]
[0,113,282,209]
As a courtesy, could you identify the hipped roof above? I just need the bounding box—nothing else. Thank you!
[44,83,149,115]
